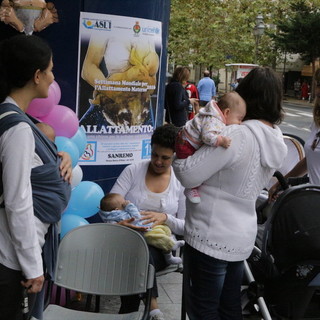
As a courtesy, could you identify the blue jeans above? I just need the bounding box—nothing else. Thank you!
[183,244,244,320]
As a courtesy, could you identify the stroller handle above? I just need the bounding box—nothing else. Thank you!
[273,171,310,190]
[273,171,289,190]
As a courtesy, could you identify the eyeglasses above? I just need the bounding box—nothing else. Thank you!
[311,131,320,151]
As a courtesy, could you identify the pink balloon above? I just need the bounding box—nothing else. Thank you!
[51,80,61,105]
[27,83,59,118]
[40,105,79,138]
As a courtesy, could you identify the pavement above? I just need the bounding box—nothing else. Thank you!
[65,270,186,320]
[154,271,185,320]
[104,271,186,320]
[283,95,313,108]
[66,270,265,320]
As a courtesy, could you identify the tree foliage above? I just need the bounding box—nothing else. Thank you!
[271,0,320,68]
[168,0,320,70]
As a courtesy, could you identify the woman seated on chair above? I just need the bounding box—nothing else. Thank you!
[110,124,185,320]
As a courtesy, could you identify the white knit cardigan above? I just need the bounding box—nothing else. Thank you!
[173,120,287,261]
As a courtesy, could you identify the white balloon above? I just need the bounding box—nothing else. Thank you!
[71,164,83,189]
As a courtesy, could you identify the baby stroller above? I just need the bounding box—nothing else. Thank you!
[242,135,320,319]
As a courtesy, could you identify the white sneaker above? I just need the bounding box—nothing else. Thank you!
[185,188,201,204]
[150,311,165,320]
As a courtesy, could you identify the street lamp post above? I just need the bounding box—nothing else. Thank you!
[253,14,265,64]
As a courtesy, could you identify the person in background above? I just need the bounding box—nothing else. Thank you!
[165,66,198,127]
[197,70,216,106]
[301,79,310,101]
[173,67,287,320]
[269,68,320,200]
[185,81,199,120]
[294,79,301,99]
[230,77,243,91]
[0,34,72,320]
[110,124,185,320]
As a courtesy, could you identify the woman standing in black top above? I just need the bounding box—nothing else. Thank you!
[165,66,198,127]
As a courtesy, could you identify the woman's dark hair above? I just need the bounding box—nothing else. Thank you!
[0,34,52,102]
[236,67,284,124]
[171,66,190,84]
[151,124,179,151]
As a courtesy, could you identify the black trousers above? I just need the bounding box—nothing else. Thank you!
[0,263,36,320]
[119,245,168,313]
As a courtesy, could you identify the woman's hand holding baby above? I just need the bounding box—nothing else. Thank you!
[140,211,167,227]
[58,151,72,183]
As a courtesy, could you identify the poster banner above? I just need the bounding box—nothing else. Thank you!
[236,65,256,79]
[76,12,162,165]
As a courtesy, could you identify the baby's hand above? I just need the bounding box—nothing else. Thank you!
[220,136,231,148]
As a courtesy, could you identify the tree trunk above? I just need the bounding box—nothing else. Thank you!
[311,57,316,102]
[199,63,202,80]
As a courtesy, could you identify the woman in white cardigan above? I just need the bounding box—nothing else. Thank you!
[173,67,288,320]
[110,124,185,320]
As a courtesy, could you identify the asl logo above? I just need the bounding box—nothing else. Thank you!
[83,19,111,31]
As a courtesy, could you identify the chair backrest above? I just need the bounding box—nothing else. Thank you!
[54,223,154,296]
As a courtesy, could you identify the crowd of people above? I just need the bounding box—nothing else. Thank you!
[1,32,320,320]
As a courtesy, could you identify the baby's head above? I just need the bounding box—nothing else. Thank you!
[100,193,126,212]
[218,92,246,125]
[36,122,56,142]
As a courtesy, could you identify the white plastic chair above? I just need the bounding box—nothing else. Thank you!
[86,234,184,314]
[43,223,155,320]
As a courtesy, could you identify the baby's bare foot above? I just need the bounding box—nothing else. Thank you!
[33,2,58,32]
[0,0,24,32]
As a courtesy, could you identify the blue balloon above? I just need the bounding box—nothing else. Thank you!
[60,214,88,239]
[70,126,87,157]
[55,136,80,168]
[64,181,104,218]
